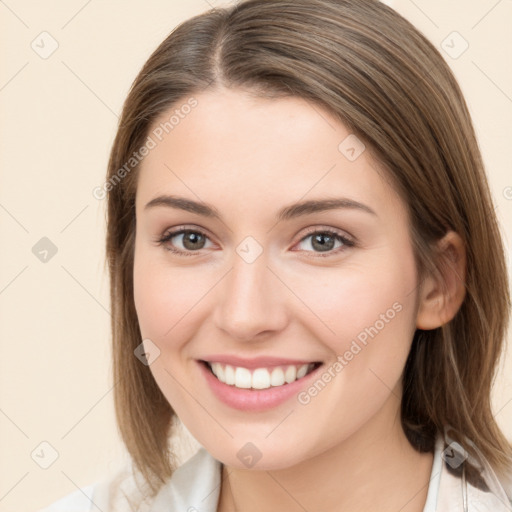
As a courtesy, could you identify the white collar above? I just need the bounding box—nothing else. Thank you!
[149,447,221,512]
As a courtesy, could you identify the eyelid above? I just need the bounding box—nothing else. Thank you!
[296,225,355,244]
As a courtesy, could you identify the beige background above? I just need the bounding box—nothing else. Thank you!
[0,1,511,511]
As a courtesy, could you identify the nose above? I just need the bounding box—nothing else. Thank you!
[213,250,288,342]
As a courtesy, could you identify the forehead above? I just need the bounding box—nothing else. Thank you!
[135,88,405,221]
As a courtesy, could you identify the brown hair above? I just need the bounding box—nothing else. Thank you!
[105,0,512,494]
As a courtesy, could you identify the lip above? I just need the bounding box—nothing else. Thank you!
[197,359,323,412]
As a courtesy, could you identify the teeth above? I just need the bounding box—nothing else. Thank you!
[209,362,315,389]
[225,364,235,385]
[296,364,309,379]
[252,368,270,389]
[235,367,252,388]
[270,367,285,386]
[284,365,297,383]
[211,362,225,382]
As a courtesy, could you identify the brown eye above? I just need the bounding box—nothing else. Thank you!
[179,231,207,250]
[157,228,212,256]
[295,229,354,257]
[310,232,337,252]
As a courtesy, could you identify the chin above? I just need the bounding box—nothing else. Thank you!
[197,432,317,471]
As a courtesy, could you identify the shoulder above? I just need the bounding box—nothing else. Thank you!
[35,448,222,512]
[429,427,512,511]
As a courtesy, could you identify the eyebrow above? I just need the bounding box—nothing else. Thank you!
[144,195,377,221]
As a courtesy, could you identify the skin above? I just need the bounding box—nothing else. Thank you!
[133,87,466,512]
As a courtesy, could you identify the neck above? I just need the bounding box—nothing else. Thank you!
[217,392,434,512]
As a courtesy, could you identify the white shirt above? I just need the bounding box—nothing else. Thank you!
[37,432,512,512]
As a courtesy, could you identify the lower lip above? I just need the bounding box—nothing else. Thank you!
[198,361,322,412]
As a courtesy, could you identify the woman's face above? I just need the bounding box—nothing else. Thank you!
[133,87,421,469]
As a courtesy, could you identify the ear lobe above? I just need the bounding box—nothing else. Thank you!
[416,231,467,330]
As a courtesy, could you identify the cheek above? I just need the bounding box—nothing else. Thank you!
[133,245,181,340]
[132,248,209,410]
[290,250,417,352]
[291,248,418,410]
[290,246,418,426]
[133,248,216,350]
[133,257,173,340]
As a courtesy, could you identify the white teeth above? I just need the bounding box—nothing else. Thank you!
[211,362,225,382]
[284,365,297,383]
[296,364,309,379]
[225,364,235,385]
[270,367,285,386]
[252,368,271,389]
[208,362,315,389]
[235,367,252,388]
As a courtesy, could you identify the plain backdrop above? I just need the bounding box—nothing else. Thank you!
[1,1,511,511]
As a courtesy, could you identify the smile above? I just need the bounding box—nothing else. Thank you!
[205,361,320,390]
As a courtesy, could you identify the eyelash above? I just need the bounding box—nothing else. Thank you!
[156,225,355,258]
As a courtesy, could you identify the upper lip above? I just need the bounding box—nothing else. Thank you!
[199,355,321,369]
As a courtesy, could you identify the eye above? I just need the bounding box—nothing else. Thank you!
[156,227,213,256]
[156,226,355,258]
[293,228,354,257]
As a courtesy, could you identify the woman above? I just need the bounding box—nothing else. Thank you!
[38,0,512,510]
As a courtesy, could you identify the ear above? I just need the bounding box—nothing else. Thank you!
[416,230,467,330]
